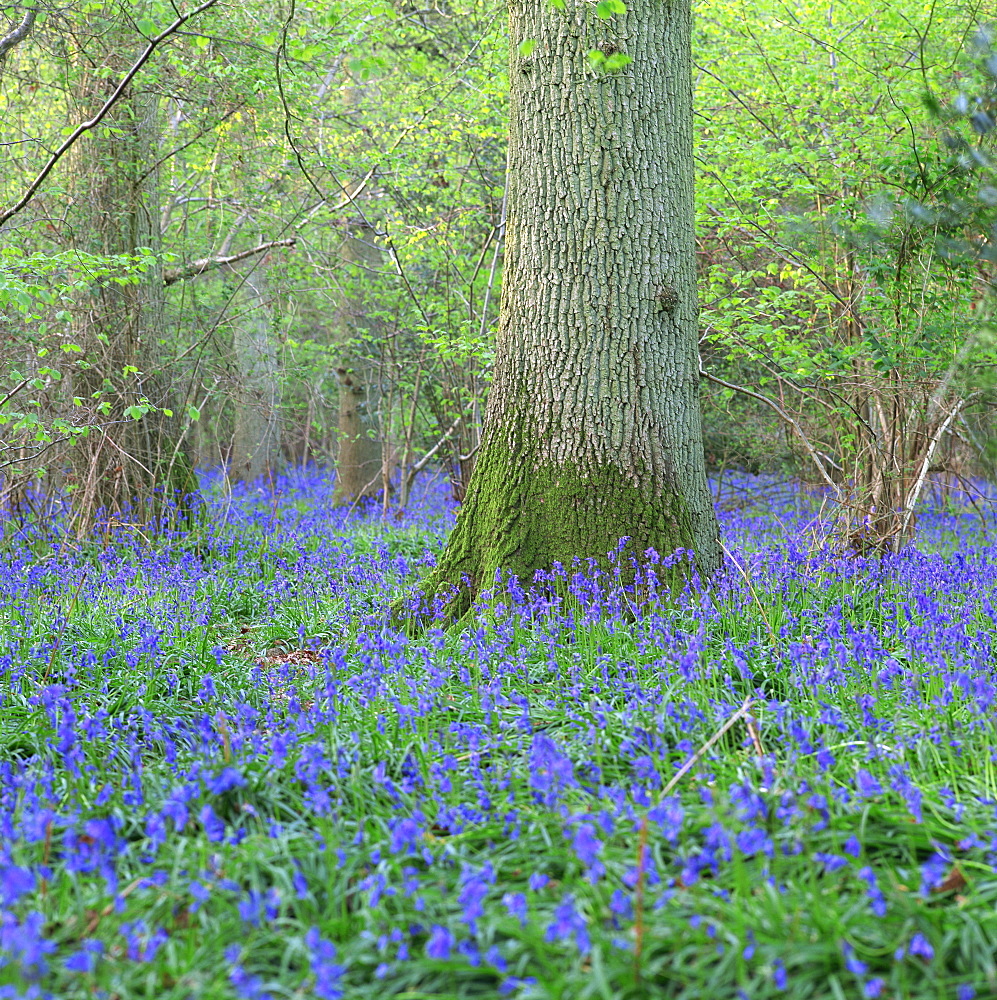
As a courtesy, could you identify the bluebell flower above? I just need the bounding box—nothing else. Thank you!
[609,888,633,921]
[528,872,548,892]
[855,769,882,798]
[843,836,862,857]
[842,941,867,975]
[545,894,590,954]
[389,817,422,855]
[503,891,528,926]
[229,962,272,1000]
[425,925,454,960]
[208,767,246,795]
[908,932,934,962]
[305,928,346,1000]
[499,976,537,995]
[0,865,34,905]
[572,822,602,869]
[64,939,103,973]
[458,872,489,931]
[0,911,56,981]
[199,804,226,843]
[857,866,887,917]
[647,795,683,842]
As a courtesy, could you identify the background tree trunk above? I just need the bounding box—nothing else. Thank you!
[331,228,384,504]
[421,0,721,612]
[229,252,282,484]
[65,15,197,534]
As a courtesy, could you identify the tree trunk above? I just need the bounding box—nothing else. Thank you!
[421,0,721,613]
[331,229,384,504]
[229,253,282,484]
[65,16,197,534]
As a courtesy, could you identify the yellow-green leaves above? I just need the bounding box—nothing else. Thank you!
[595,0,626,18]
[587,50,632,73]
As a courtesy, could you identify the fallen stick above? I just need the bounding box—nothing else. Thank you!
[661,696,756,797]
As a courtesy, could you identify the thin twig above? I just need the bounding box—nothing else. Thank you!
[898,395,975,543]
[660,696,756,798]
[700,367,840,497]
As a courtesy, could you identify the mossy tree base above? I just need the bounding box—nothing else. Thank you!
[415,441,720,621]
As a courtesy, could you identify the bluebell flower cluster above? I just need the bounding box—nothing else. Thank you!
[0,470,993,995]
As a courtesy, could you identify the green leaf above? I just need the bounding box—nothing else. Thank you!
[291,44,322,63]
[549,0,565,8]
[136,16,158,36]
[518,39,536,58]
[604,52,633,72]
[595,0,625,18]
[125,405,147,420]
[587,49,606,68]
[187,405,201,422]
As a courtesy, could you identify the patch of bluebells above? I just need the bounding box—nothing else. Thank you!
[0,471,995,994]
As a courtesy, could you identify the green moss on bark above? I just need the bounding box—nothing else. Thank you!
[412,436,719,621]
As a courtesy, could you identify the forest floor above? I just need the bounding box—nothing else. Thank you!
[0,470,995,999]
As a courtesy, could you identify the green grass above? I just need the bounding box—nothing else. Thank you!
[1,494,996,999]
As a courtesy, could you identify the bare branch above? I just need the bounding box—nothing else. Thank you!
[162,237,296,285]
[0,7,36,62]
[408,418,462,479]
[699,366,841,497]
[0,0,221,231]
[900,393,980,541]
[0,378,29,410]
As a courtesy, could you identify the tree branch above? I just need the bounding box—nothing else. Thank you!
[699,366,841,497]
[0,0,221,231]
[408,418,462,480]
[899,393,979,542]
[162,238,296,286]
[0,7,36,62]
[0,378,29,411]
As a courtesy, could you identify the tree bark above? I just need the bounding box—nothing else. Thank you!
[420,0,721,613]
[229,252,283,484]
[331,228,384,504]
[65,15,198,535]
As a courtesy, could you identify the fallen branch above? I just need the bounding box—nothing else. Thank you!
[162,238,296,285]
[661,696,756,797]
